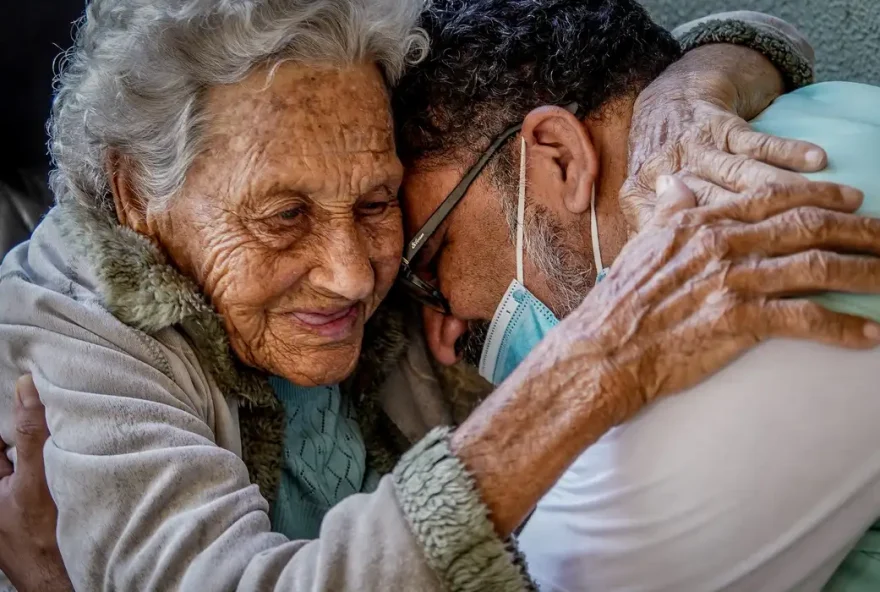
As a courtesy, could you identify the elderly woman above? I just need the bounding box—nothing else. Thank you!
[2,1,879,591]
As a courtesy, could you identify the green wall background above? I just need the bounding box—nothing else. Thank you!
[641,0,880,85]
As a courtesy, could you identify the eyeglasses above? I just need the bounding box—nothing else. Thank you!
[399,102,582,314]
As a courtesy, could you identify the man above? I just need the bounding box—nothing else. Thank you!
[391,1,880,590]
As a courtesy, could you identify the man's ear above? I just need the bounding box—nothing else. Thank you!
[106,151,151,236]
[521,106,597,215]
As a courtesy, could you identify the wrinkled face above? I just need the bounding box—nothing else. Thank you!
[154,63,403,385]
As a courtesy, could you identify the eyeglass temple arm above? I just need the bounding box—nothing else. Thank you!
[403,123,523,263]
[402,102,581,264]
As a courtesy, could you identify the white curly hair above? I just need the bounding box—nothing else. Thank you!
[49,0,429,210]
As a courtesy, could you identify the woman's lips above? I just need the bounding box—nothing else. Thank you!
[290,305,359,339]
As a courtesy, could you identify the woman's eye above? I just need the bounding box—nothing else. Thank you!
[360,201,389,216]
[278,207,303,221]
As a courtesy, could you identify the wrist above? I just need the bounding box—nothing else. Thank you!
[686,43,785,120]
[9,550,73,592]
[657,44,784,118]
[635,52,737,117]
[450,330,632,535]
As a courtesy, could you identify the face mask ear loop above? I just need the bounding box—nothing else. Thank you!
[516,137,527,284]
[590,183,604,276]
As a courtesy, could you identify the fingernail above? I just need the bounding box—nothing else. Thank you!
[15,375,40,409]
[655,175,673,195]
[864,323,880,341]
[805,149,826,169]
[841,186,864,207]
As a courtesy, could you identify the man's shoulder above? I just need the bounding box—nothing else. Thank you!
[520,339,880,591]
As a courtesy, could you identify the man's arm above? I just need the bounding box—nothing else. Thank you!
[0,245,525,592]
[0,377,71,592]
[7,175,880,592]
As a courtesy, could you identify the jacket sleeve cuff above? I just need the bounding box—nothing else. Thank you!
[393,427,537,592]
[673,11,815,90]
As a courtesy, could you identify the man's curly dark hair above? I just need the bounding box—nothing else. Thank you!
[393,0,682,166]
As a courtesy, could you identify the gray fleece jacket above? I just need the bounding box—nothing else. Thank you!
[0,12,813,592]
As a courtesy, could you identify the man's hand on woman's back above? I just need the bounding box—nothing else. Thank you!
[0,376,70,592]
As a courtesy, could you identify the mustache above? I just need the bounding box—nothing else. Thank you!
[455,320,490,368]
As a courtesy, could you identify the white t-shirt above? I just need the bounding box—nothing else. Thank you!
[518,339,880,591]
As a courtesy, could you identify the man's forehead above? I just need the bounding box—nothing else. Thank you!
[400,156,511,267]
[400,160,467,237]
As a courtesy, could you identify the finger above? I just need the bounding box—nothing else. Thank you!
[676,172,740,208]
[754,299,880,349]
[12,375,51,501]
[728,252,880,296]
[725,124,827,172]
[686,146,811,195]
[619,178,656,231]
[650,175,696,226]
[700,181,864,225]
[726,207,880,257]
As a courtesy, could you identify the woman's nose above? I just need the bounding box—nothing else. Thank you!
[309,225,374,302]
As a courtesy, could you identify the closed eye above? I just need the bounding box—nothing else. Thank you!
[279,206,304,221]
[413,232,444,273]
[358,186,397,218]
[359,200,390,216]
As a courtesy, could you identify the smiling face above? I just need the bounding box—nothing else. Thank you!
[139,62,403,385]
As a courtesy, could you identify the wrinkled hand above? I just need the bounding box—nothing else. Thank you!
[564,176,880,423]
[0,376,71,592]
[621,46,827,231]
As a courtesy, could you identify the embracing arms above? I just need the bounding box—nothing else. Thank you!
[3,12,877,592]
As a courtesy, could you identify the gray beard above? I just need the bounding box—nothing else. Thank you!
[458,168,596,371]
[455,214,594,371]
[519,202,594,318]
[456,320,490,368]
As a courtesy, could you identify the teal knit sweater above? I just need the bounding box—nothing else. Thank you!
[268,378,380,540]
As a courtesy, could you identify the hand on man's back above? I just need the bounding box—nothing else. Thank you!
[621,45,829,231]
[0,376,70,592]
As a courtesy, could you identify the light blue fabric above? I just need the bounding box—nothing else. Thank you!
[267,378,376,540]
[749,81,880,591]
[479,279,560,385]
[750,81,880,323]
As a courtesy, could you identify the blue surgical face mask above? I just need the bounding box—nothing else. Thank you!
[478,138,606,386]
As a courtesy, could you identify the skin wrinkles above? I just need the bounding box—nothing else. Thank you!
[113,61,403,386]
[396,42,880,535]
[403,112,632,326]
[9,37,880,577]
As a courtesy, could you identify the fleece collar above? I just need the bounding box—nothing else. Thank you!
[57,200,409,501]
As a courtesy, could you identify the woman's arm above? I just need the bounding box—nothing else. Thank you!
[449,177,880,537]
[675,11,814,92]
